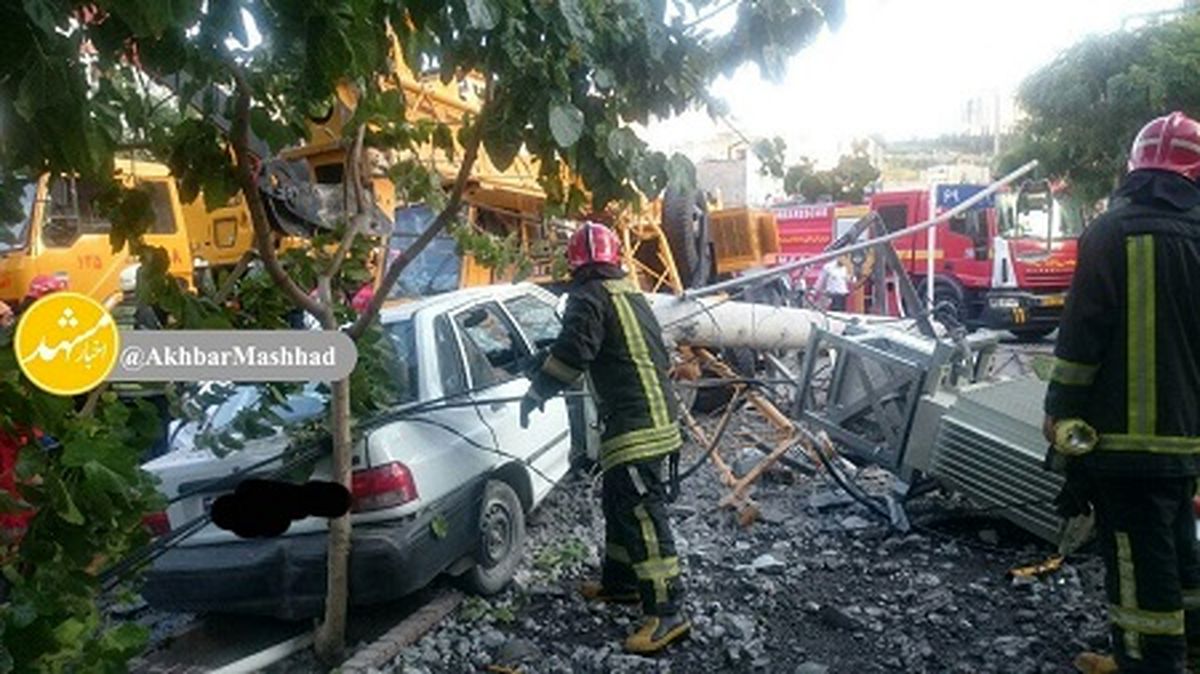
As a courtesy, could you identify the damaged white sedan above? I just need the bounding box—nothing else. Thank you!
[141,284,597,619]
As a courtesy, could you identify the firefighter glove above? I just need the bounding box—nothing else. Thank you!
[1053,418,1099,456]
[519,391,545,429]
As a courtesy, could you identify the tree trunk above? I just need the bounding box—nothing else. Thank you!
[315,374,353,663]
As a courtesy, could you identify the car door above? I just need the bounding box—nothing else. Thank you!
[499,292,576,499]
[450,300,566,498]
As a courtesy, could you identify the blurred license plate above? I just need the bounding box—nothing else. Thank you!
[201,493,228,514]
[1040,294,1065,307]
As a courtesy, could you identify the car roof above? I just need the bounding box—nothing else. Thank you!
[378,283,549,324]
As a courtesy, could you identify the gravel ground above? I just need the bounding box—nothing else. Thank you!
[381,413,1110,674]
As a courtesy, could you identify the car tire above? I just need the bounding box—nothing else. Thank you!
[461,480,526,596]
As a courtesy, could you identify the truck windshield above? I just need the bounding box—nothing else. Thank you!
[997,191,1085,242]
[386,205,461,299]
[0,182,36,254]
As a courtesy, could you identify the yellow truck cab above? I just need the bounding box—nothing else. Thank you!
[0,160,194,309]
[178,191,256,272]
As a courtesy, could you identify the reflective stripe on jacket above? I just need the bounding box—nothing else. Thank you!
[1044,170,1200,477]
[530,265,681,471]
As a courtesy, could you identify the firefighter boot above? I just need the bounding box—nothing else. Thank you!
[1074,652,1119,674]
[578,580,639,604]
[624,613,692,654]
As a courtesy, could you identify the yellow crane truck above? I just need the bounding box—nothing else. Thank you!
[0,31,780,310]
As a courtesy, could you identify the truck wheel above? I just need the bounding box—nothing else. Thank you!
[921,277,966,326]
[662,188,712,288]
[461,480,526,596]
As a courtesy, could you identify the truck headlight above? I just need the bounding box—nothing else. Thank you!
[989,297,1021,309]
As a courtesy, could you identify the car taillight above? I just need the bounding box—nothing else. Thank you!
[351,462,418,513]
[143,511,171,536]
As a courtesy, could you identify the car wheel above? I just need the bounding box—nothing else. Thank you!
[461,480,526,596]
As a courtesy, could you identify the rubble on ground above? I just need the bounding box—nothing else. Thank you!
[381,416,1111,674]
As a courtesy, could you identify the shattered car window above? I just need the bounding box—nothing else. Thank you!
[504,294,561,351]
[381,318,421,405]
[455,302,524,387]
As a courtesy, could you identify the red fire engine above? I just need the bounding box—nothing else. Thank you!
[773,181,1081,339]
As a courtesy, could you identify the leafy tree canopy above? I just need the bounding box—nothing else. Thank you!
[1000,13,1200,206]
[783,141,879,203]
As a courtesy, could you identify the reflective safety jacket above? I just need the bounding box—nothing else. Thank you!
[529,264,681,471]
[1045,170,1200,477]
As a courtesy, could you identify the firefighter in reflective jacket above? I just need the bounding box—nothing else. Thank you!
[521,221,690,654]
[1044,112,1200,674]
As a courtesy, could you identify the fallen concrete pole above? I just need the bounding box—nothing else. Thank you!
[648,294,935,352]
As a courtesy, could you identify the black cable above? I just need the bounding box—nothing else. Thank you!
[165,442,326,505]
[100,443,330,591]
[813,441,1067,557]
[813,442,895,523]
[402,416,558,486]
[676,448,712,484]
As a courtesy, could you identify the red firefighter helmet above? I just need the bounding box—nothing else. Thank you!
[566,222,622,272]
[25,275,67,302]
[1128,111,1200,180]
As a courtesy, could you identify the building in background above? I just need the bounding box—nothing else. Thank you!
[675,131,784,208]
[960,91,1022,139]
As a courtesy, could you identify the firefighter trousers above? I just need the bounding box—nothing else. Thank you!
[1089,475,1200,673]
[600,456,684,616]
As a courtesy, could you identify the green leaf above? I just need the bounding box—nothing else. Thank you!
[22,0,58,34]
[10,601,38,628]
[0,490,30,516]
[53,617,88,646]
[101,622,148,654]
[634,151,668,196]
[466,0,501,30]
[606,127,641,162]
[549,102,584,148]
[593,68,615,90]
[665,152,696,193]
[432,124,456,160]
[482,116,522,172]
[431,514,449,539]
[558,0,593,44]
[48,475,84,526]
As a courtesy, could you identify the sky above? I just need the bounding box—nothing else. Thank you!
[645,0,1185,162]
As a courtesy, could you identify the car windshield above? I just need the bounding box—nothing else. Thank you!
[0,182,36,254]
[386,205,461,299]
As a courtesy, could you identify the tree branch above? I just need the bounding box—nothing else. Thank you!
[347,81,493,340]
[325,124,368,281]
[227,66,324,319]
